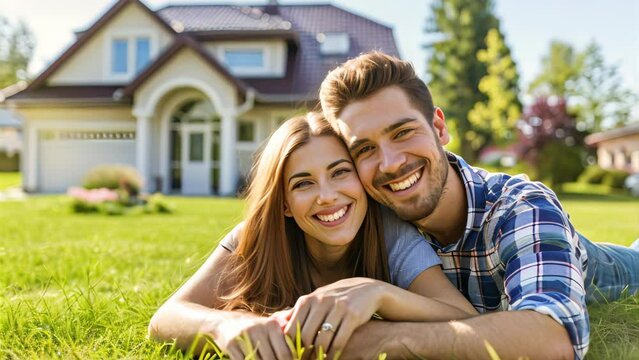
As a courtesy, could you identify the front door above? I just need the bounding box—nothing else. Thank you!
[181,123,212,195]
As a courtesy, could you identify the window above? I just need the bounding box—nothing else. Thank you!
[238,121,255,142]
[318,32,350,55]
[189,133,205,162]
[135,37,151,72]
[224,49,264,68]
[112,39,128,74]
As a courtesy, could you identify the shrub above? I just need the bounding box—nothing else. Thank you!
[538,142,585,186]
[83,165,143,196]
[602,169,630,189]
[578,165,608,184]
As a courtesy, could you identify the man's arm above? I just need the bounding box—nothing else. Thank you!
[337,310,573,360]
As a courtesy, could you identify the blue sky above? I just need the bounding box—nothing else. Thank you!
[2,0,638,99]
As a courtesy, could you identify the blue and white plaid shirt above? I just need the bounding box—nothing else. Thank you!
[427,153,589,359]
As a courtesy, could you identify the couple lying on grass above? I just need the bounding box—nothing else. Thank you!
[149,52,639,360]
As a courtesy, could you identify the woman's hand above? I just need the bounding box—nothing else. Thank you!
[283,278,386,357]
[213,313,293,360]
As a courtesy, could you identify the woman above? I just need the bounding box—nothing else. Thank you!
[149,113,477,359]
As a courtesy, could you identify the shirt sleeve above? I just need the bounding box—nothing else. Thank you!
[381,206,442,289]
[218,222,243,253]
[496,184,589,359]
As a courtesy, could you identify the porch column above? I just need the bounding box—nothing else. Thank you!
[219,113,238,196]
[25,121,38,192]
[136,114,151,192]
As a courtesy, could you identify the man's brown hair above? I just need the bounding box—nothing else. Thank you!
[320,51,435,129]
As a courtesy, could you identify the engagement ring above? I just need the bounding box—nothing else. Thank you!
[320,322,334,333]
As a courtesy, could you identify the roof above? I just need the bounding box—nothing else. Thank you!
[9,2,399,104]
[585,122,639,145]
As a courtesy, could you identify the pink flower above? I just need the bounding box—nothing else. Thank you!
[67,187,119,203]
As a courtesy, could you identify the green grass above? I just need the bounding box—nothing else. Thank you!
[0,171,20,190]
[0,190,637,359]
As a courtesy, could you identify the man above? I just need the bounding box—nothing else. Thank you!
[317,51,639,359]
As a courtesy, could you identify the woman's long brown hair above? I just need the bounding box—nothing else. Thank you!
[221,112,390,314]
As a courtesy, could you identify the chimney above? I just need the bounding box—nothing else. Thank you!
[264,0,280,15]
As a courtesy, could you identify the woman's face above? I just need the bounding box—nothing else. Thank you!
[283,135,368,248]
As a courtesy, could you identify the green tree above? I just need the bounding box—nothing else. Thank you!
[425,0,499,161]
[467,28,521,150]
[529,41,635,132]
[570,42,636,131]
[0,16,35,89]
[528,41,584,97]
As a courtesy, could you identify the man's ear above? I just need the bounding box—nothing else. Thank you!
[283,202,293,217]
[431,107,450,146]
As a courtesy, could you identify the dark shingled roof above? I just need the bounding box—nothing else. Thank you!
[160,4,399,100]
[8,2,399,104]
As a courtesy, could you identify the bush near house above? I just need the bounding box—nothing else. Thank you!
[578,165,629,190]
[69,165,172,215]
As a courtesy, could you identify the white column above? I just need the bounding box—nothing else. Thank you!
[136,115,151,192]
[219,113,238,196]
[25,121,38,192]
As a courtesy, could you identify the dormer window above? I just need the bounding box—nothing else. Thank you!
[225,49,264,68]
[318,32,350,55]
[107,32,155,80]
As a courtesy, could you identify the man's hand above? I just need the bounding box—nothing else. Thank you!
[283,278,385,357]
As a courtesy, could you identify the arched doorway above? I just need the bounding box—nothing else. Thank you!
[169,99,221,195]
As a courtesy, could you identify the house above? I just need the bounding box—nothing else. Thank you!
[0,109,22,172]
[2,0,398,195]
[585,122,639,174]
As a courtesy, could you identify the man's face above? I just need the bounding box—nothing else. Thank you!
[336,86,450,222]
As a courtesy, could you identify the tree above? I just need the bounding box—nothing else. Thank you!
[425,0,499,161]
[528,41,584,97]
[569,42,636,131]
[516,96,586,186]
[467,28,521,151]
[529,41,636,132]
[0,16,35,89]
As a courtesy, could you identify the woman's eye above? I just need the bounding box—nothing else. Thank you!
[293,180,312,189]
[333,168,351,177]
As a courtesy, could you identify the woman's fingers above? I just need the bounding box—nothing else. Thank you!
[326,319,357,359]
[285,297,311,338]
[313,310,343,357]
[268,324,293,360]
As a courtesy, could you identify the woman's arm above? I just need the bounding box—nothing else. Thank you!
[284,269,477,358]
[148,228,292,360]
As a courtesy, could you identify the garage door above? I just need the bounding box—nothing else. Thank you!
[38,130,136,193]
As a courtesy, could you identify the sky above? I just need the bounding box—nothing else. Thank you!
[1,0,638,99]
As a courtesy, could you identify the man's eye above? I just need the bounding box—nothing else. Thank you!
[395,128,412,139]
[356,145,374,157]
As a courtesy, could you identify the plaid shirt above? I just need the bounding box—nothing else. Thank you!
[427,153,589,359]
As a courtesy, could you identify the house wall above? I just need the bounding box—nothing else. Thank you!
[48,2,173,85]
[596,133,639,173]
[17,106,135,192]
[203,40,287,78]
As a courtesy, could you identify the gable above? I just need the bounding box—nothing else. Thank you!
[133,47,240,114]
[47,1,174,86]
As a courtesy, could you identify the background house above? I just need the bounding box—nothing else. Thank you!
[0,109,22,172]
[585,123,639,174]
[3,0,398,195]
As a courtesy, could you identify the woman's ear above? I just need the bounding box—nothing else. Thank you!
[283,203,293,217]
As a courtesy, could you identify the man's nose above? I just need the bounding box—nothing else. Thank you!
[379,146,406,175]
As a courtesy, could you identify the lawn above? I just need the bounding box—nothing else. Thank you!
[0,190,638,358]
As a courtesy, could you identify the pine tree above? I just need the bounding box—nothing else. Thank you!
[467,28,521,151]
[425,0,499,161]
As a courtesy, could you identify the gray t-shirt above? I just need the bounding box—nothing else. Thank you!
[219,206,441,289]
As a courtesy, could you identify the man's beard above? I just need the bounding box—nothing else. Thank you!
[373,147,449,222]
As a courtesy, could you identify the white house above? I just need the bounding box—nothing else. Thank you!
[3,0,399,195]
